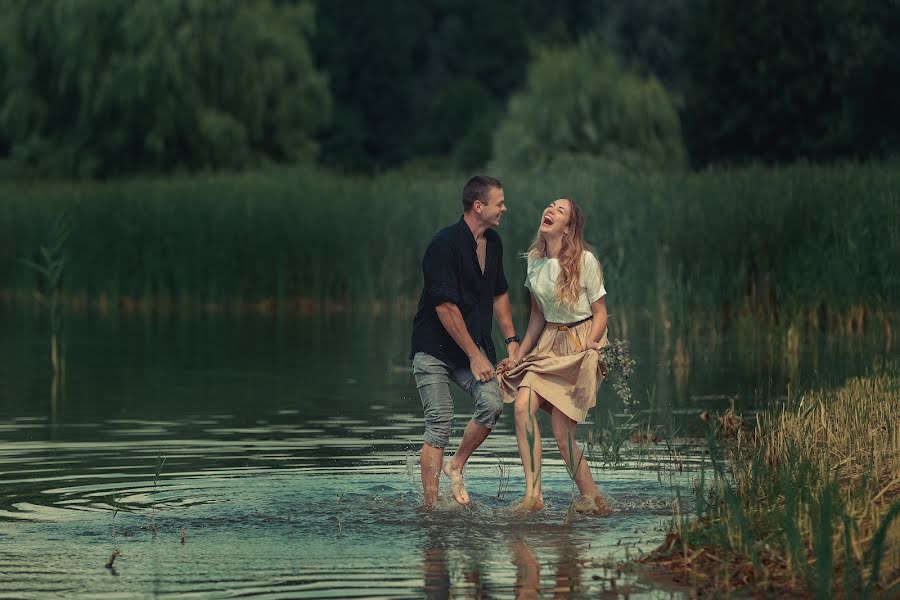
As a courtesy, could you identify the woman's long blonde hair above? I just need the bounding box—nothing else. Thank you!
[527,198,600,307]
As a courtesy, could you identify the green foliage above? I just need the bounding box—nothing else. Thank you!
[682,0,900,165]
[593,0,688,93]
[0,0,330,178]
[492,38,686,172]
[313,0,530,172]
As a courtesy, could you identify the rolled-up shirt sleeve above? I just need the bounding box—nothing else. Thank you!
[423,239,460,305]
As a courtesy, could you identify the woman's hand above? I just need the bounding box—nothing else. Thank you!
[586,340,604,352]
[497,348,524,373]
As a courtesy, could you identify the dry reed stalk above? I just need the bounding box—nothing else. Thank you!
[645,370,900,597]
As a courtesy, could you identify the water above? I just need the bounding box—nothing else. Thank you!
[0,309,892,598]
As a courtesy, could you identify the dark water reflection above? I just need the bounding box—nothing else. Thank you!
[0,309,893,598]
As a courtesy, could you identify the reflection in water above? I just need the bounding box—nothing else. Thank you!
[511,536,583,599]
[423,542,451,599]
[422,525,491,599]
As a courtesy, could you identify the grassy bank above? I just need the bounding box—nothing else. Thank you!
[646,370,900,597]
[1,163,898,335]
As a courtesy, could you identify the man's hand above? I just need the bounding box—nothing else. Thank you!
[470,353,495,382]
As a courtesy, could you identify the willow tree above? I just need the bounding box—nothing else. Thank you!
[492,38,685,172]
[0,0,330,177]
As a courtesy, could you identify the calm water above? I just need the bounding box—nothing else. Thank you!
[0,309,892,598]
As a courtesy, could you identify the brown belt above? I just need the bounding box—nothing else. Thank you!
[549,316,592,351]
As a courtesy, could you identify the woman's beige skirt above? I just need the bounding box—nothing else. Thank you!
[498,319,608,423]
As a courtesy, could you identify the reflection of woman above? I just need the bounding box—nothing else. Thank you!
[497,198,610,514]
[511,536,583,599]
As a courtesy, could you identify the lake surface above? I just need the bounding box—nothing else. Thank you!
[0,309,893,598]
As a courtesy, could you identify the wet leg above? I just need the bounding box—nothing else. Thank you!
[514,388,544,509]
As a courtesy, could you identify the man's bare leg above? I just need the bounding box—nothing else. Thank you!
[443,419,490,505]
[421,442,444,507]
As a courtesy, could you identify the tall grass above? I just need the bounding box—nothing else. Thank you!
[651,369,900,597]
[1,163,898,334]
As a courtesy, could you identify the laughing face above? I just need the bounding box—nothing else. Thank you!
[477,186,507,228]
[539,199,572,237]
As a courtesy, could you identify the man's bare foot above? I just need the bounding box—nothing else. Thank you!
[511,495,544,512]
[573,494,612,515]
[442,462,470,506]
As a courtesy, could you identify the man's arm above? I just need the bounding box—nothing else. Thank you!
[493,291,520,359]
[435,302,495,382]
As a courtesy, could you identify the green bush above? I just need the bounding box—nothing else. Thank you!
[492,38,686,172]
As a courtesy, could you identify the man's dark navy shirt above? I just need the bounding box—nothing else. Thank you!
[410,216,509,366]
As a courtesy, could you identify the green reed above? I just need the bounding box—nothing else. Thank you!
[1,163,898,334]
[149,451,166,537]
[22,212,70,373]
[660,370,900,597]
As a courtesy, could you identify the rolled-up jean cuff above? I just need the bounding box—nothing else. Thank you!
[423,430,449,449]
[472,383,503,430]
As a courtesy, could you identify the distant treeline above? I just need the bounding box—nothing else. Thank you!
[2,163,898,336]
[0,0,897,178]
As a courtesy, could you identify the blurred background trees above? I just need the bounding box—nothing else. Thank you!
[0,0,897,178]
[682,0,900,166]
[0,0,329,178]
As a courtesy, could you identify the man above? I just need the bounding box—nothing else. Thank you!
[410,175,520,507]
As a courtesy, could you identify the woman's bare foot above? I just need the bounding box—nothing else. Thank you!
[511,495,544,512]
[573,494,612,515]
[442,462,470,506]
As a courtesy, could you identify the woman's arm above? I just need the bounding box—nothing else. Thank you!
[585,296,608,350]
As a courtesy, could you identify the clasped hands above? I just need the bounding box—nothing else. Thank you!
[496,342,522,374]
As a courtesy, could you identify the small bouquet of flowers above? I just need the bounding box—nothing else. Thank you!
[599,339,636,411]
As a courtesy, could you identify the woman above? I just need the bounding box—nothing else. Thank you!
[497,198,610,514]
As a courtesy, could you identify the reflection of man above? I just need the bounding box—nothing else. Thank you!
[411,175,520,507]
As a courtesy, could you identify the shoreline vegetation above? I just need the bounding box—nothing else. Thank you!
[2,162,898,341]
[643,369,900,598]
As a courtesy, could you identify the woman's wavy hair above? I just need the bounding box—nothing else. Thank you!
[526,198,601,307]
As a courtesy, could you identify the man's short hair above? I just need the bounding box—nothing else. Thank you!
[462,175,502,212]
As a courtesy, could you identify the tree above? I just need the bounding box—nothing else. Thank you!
[593,0,688,94]
[313,0,429,172]
[682,0,900,165]
[313,0,531,172]
[492,38,686,172]
[0,0,330,177]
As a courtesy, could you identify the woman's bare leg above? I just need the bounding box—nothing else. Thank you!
[550,407,601,501]
[514,387,544,507]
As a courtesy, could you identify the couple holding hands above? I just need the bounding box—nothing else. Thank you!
[410,175,610,514]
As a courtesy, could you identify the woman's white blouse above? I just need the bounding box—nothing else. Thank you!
[524,251,606,324]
